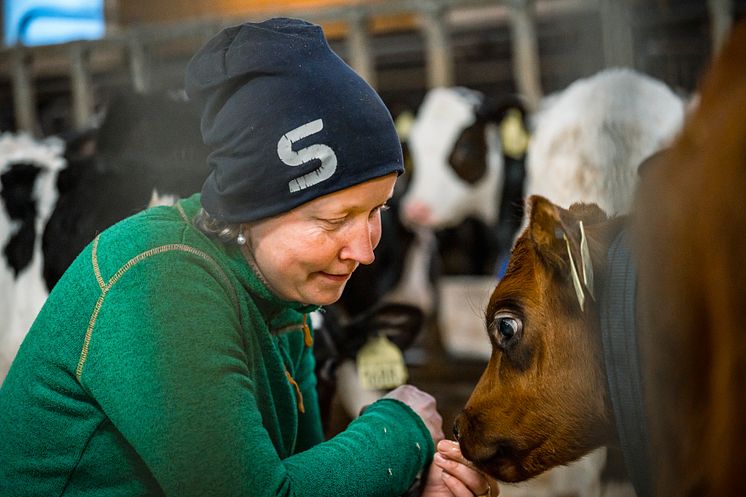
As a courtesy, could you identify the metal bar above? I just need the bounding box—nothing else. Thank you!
[128,33,151,93]
[508,0,542,111]
[599,0,635,69]
[347,9,377,88]
[708,0,733,55]
[70,43,95,129]
[10,47,39,135]
[421,0,454,88]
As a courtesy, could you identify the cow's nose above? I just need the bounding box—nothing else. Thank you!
[402,200,432,227]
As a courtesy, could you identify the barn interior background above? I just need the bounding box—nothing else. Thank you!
[1,1,745,494]
[1,0,744,136]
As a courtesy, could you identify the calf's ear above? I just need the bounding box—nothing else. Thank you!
[527,195,569,271]
[527,195,598,311]
[567,202,607,226]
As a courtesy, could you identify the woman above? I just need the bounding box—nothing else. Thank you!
[0,18,496,497]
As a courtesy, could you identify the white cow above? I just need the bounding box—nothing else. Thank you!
[0,132,66,385]
[525,67,686,216]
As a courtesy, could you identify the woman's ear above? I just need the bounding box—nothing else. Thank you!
[236,224,248,246]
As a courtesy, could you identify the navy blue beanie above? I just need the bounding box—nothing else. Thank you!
[184,18,404,222]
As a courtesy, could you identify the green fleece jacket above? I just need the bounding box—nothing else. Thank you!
[0,194,433,496]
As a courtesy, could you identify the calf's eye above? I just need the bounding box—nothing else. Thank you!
[491,312,523,346]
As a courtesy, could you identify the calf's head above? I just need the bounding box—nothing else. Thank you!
[454,195,621,482]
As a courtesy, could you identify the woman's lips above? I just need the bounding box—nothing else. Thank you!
[318,272,351,283]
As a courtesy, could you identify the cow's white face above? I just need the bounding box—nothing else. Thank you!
[401,88,504,229]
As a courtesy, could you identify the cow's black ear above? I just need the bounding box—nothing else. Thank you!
[367,302,425,351]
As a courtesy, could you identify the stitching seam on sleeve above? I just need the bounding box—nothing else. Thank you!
[76,238,238,380]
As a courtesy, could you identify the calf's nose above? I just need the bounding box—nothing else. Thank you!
[452,413,463,441]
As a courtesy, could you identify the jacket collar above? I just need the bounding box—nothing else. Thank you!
[177,194,319,323]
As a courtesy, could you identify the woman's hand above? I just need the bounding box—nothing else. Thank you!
[383,385,444,443]
[421,440,499,497]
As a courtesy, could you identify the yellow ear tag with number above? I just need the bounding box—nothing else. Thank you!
[499,108,530,160]
[356,335,408,390]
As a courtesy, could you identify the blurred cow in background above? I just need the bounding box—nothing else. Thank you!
[525,68,686,216]
[0,133,66,384]
[396,86,530,362]
[401,87,529,273]
[401,70,686,253]
[0,90,208,384]
[42,90,208,289]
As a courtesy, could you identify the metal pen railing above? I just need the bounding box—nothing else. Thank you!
[0,0,734,136]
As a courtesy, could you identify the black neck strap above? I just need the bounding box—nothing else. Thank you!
[600,230,653,497]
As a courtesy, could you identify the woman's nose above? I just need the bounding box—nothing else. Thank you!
[341,220,376,265]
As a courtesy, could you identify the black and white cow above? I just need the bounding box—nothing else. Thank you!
[1,91,207,383]
[42,90,209,289]
[400,87,529,273]
[0,133,66,383]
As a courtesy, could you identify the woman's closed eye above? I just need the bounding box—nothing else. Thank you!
[370,203,390,218]
[316,203,389,230]
[318,216,348,230]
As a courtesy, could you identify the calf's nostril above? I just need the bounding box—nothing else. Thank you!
[452,415,461,441]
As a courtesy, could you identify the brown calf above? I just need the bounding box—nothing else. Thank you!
[453,195,622,484]
[454,19,746,497]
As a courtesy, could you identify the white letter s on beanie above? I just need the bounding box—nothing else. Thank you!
[278,119,338,193]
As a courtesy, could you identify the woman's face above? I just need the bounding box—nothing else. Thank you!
[244,173,397,306]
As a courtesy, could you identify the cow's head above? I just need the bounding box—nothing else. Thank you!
[401,87,527,229]
[453,195,622,482]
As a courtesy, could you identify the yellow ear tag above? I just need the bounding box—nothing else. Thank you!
[356,335,409,391]
[499,108,530,160]
[395,110,415,141]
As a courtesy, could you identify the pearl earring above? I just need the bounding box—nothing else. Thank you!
[236,232,247,245]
